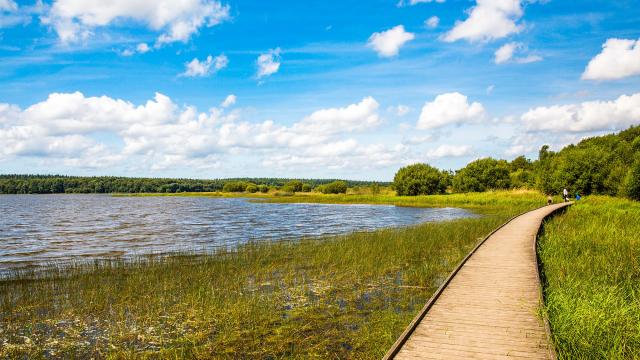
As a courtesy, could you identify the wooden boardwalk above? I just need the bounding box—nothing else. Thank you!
[385,203,571,360]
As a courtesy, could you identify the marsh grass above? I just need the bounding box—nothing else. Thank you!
[0,191,546,358]
[539,196,640,359]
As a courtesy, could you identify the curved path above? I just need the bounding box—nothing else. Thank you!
[385,203,571,360]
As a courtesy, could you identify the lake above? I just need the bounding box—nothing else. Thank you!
[0,194,474,272]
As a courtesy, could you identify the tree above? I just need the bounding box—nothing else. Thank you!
[453,158,511,193]
[624,159,640,201]
[222,181,248,192]
[317,181,348,194]
[301,183,312,192]
[245,183,258,193]
[282,180,304,193]
[393,163,447,196]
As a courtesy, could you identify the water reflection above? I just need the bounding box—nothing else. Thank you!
[0,195,474,271]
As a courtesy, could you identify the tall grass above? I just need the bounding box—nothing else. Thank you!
[539,196,640,359]
[0,191,546,358]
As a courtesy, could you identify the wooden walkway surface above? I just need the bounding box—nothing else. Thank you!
[385,203,571,360]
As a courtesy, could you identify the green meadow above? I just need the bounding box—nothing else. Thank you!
[539,196,640,359]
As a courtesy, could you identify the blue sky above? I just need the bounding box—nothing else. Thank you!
[0,0,639,180]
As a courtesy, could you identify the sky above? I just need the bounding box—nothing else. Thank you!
[0,0,639,180]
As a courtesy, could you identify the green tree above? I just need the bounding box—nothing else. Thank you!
[393,163,447,196]
[317,181,348,194]
[222,181,248,192]
[301,183,312,192]
[624,159,640,201]
[282,180,304,193]
[245,183,258,193]
[453,158,511,193]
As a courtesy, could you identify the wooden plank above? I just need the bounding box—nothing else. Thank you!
[385,203,570,359]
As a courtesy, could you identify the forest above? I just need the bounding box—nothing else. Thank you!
[393,125,640,200]
[0,175,378,195]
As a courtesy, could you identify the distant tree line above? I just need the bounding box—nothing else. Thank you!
[0,175,385,195]
[394,125,640,201]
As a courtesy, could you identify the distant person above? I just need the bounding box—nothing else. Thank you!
[563,188,569,202]
[547,196,553,205]
[576,193,581,201]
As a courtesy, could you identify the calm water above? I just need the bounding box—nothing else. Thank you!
[0,195,473,271]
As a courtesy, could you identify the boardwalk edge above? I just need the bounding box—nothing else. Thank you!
[534,202,572,360]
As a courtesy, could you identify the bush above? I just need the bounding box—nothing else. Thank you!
[393,163,448,196]
[258,185,269,193]
[222,181,248,192]
[282,180,304,193]
[301,184,312,192]
[453,158,511,193]
[317,181,348,194]
[245,183,258,193]
[625,160,640,201]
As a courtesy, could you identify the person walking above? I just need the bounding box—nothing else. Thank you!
[563,188,569,202]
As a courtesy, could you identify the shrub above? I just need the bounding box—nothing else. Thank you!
[258,185,269,193]
[317,181,348,194]
[282,180,304,193]
[453,158,511,193]
[393,163,447,196]
[625,160,640,201]
[301,184,312,192]
[245,183,258,193]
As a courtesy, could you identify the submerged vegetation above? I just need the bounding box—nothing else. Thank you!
[0,191,544,358]
[539,196,640,359]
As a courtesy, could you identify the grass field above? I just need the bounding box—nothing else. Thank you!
[0,191,546,358]
[539,196,640,359]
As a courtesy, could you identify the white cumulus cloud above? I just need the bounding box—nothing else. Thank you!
[417,92,486,130]
[182,54,228,77]
[294,97,381,136]
[397,0,445,7]
[582,38,640,81]
[0,93,402,172]
[426,144,472,159]
[425,16,440,28]
[256,48,281,78]
[0,0,17,12]
[443,0,524,43]
[494,42,542,64]
[221,94,236,108]
[390,105,410,117]
[43,0,230,44]
[367,25,415,58]
[521,93,640,133]
[136,42,150,53]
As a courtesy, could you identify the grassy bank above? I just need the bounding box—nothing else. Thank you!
[539,196,640,359]
[121,189,551,209]
[0,191,546,358]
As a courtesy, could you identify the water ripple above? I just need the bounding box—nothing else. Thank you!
[0,194,474,271]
